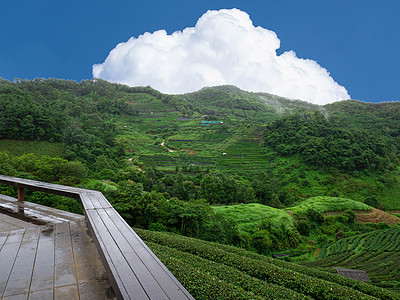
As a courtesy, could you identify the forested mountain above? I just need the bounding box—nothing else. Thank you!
[1,78,400,295]
[263,110,397,172]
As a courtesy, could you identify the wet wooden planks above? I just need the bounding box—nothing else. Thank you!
[0,213,38,232]
[0,222,112,300]
[85,207,193,299]
[0,175,194,300]
[0,194,84,226]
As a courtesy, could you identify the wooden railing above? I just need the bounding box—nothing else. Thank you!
[0,175,194,300]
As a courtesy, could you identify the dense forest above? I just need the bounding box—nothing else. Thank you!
[263,110,397,172]
[1,77,400,267]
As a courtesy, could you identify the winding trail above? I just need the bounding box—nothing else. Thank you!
[161,140,174,152]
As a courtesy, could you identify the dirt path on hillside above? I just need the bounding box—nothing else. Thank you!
[355,207,400,225]
[161,141,174,152]
[180,149,196,155]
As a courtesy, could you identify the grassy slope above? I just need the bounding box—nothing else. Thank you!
[213,203,294,234]
[303,227,400,292]
[287,196,371,215]
[118,93,400,210]
[213,197,372,236]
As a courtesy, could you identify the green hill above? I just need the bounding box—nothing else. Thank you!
[2,78,400,297]
[287,196,371,215]
[213,203,294,234]
[304,227,400,292]
[213,197,372,236]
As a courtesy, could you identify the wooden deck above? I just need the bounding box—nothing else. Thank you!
[0,175,194,300]
[0,195,114,300]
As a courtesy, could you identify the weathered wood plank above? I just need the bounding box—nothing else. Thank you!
[0,231,10,250]
[79,193,95,210]
[86,209,149,300]
[93,192,113,209]
[105,208,194,299]
[78,281,113,300]
[0,175,81,199]
[83,211,128,300]
[3,227,40,297]
[0,229,25,296]
[54,284,79,300]
[54,222,77,287]
[0,213,39,231]
[28,289,53,300]
[2,293,28,300]
[97,209,169,300]
[86,192,103,209]
[69,221,107,284]
[30,225,55,293]
[80,191,112,210]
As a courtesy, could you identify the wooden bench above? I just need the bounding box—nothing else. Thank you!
[0,175,194,300]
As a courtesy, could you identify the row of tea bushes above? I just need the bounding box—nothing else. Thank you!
[149,242,311,300]
[137,229,399,299]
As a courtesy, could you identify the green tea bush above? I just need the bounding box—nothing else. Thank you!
[149,242,311,299]
[137,229,399,299]
[159,254,264,299]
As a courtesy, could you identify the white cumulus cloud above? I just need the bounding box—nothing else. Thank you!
[93,8,350,104]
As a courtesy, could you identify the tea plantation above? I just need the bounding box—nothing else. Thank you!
[304,227,400,292]
[2,79,400,298]
[137,229,400,299]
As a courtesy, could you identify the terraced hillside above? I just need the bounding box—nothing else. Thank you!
[119,92,275,173]
[215,126,272,172]
[0,140,64,157]
[2,79,400,298]
[136,229,400,299]
[304,227,400,292]
[3,79,400,210]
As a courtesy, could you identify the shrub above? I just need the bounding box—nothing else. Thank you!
[251,230,273,254]
[297,219,311,236]
[136,229,393,299]
[335,230,347,240]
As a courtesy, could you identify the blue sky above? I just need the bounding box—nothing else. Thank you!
[1,1,399,103]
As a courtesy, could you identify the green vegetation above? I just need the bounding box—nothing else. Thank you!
[213,203,299,254]
[0,140,64,157]
[214,203,294,233]
[0,151,87,185]
[287,196,371,215]
[211,198,388,257]
[84,179,118,191]
[137,228,399,299]
[1,78,400,297]
[263,110,396,172]
[304,227,400,292]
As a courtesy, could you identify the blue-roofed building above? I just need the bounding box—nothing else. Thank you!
[200,120,223,126]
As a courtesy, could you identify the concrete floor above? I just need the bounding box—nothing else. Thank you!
[0,195,115,300]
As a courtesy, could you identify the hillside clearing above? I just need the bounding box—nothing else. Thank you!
[355,207,400,225]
